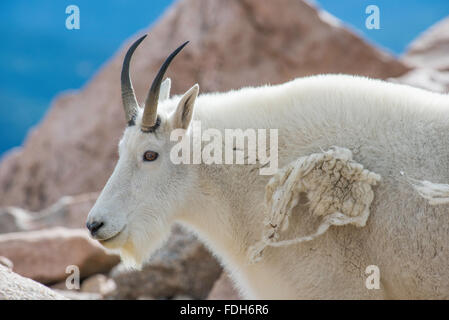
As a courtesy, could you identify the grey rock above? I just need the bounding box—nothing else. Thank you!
[403,16,449,72]
[108,225,222,299]
[207,272,242,300]
[53,289,102,300]
[0,227,120,284]
[81,274,117,296]
[0,265,67,300]
[0,207,32,233]
[0,256,13,270]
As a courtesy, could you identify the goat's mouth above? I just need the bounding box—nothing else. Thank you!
[97,226,127,245]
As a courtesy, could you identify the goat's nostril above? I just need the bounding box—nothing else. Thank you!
[86,221,104,235]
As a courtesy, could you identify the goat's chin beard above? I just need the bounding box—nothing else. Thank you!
[116,228,171,270]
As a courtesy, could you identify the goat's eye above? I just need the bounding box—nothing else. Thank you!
[143,151,158,162]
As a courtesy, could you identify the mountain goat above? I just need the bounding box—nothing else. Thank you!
[87,35,449,299]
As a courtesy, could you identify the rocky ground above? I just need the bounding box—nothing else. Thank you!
[0,0,447,300]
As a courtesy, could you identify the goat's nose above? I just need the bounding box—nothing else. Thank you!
[86,221,104,236]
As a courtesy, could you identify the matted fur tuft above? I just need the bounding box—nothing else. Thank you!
[249,147,381,263]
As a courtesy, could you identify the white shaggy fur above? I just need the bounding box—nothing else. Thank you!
[87,74,449,299]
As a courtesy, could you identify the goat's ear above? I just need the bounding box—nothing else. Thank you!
[159,78,171,101]
[173,84,199,129]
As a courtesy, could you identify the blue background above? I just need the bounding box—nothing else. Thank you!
[0,0,448,157]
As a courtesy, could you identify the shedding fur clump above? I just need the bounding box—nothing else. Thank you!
[249,147,381,263]
[407,178,449,205]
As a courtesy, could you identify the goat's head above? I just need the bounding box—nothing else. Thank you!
[86,35,199,267]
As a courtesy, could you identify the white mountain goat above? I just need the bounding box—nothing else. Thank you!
[87,35,449,299]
